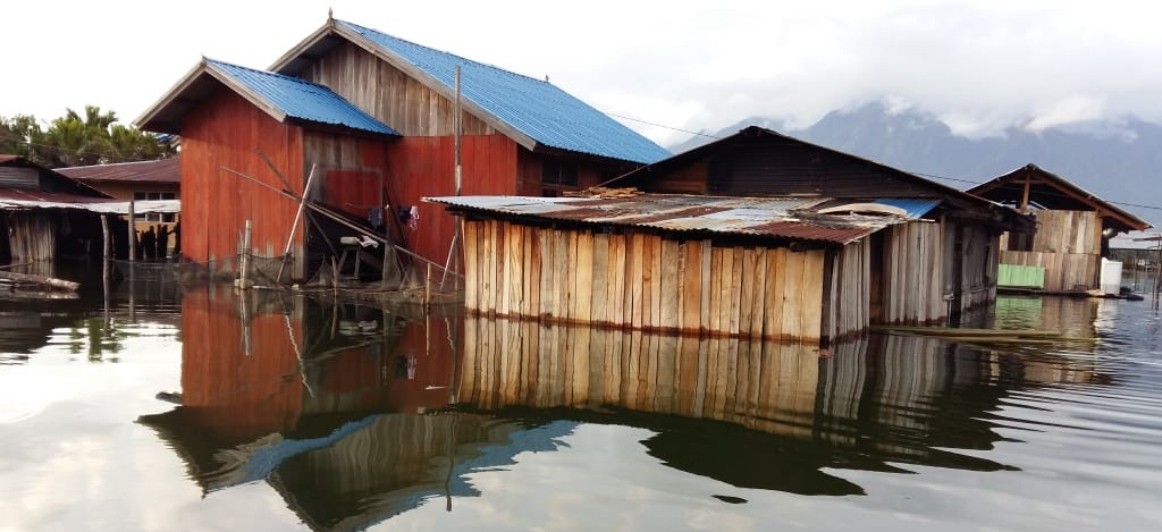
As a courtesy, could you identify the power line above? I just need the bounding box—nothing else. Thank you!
[606,112,721,139]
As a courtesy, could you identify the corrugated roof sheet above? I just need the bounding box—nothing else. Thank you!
[338,20,671,164]
[427,194,928,245]
[0,193,178,213]
[56,158,180,184]
[207,59,398,136]
[873,198,941,218]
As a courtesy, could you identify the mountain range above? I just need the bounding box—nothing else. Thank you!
[669,102,1162,228]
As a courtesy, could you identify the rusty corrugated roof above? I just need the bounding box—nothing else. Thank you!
[427,194,926,245]
[56,158,180,184]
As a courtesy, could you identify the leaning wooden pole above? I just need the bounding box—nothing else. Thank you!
[277,164,319,284]
[238,219,253,290]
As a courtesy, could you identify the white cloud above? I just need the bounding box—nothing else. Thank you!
[4,0,1162,143]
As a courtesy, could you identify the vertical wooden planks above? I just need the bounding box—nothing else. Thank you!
[681,240,703,334]
[764,248,787,340]
[463,221,479,311]
[781,250,805,339]
[575,231,595,325]
[630,233,645,329]
[801,250,825,340]
[660,239,681,332]
[609,234,627,326]
[592,233,610,324]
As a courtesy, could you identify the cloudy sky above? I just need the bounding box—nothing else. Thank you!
[4,0,1162,146]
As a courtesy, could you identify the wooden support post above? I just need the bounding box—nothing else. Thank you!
[238,219,252,290]
[425,262,433,311]
[101,214,111,328]
[127,200,136,263]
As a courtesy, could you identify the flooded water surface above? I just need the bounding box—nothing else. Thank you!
[2,284,1162,531]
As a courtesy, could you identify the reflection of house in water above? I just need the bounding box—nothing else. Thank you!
[138,288,574,530]
[458,317,1102,496]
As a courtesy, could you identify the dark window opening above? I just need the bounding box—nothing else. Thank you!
[1007,231,1033,252]
[542,161,578,187]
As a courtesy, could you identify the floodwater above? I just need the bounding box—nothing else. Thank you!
[2,280,1162,531]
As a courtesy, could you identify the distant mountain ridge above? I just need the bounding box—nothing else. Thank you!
[669,103,1162,227]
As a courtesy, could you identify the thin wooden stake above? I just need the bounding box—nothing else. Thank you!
[127,200,136,263]
[238,219,252,290]
[277,164,319,284]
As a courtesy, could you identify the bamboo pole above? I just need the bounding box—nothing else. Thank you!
[277,164,319,284]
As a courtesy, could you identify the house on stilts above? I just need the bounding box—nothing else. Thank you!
[428,126,1029,345]
[134,16,668,283]
[968,163,1151,295]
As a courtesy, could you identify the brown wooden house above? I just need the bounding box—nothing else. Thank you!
[432,126,1025,343]
[57,157,182,230]
[0,155,117,269]
[136,17,669,281]
[968,164,1151,293]
[602,126,1028,324]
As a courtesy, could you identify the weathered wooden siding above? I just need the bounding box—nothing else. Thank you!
[881,221,946,324]
[824,239,871,341]
[387,135,518,264]
[3,212,57,263]
[459,318,820,436]
[463,220,828,341]
[998,210,1101,292]
[180,90,305,274]
[300,40,495,136]
[943,219,999,314]
[303,131,391,220]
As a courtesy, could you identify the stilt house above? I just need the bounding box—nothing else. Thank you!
[0,155,117,267]
[135,17,669,281]
[968,164,1151,293]
[429,127,1027,344]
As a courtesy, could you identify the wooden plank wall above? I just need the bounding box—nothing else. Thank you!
[458,317,821,438]
[387,135,518,265]
[881,221,946,324]
[180,90,304,272]
[514,148,640,196]
[463,220,828,341]
[997,210,1101,292]
[824,239,871,341]
[942,219,1000,315]
[301,41,495,136]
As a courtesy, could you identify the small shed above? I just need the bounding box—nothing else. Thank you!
[968,164,1151,293]
[0,155,117,266]
[599,126,1028,323]
[430,192,965,344]
[57,157,182,230]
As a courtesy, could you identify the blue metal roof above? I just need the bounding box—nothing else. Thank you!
[206,59,398,136]
[338,21,670,164]
[873,198,941,218]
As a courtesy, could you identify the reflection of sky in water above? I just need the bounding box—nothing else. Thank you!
[1,293,1161,531]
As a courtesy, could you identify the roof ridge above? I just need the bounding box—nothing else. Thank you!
[58,158,177,171]
[204,57,338,92]
[336,20,553,85]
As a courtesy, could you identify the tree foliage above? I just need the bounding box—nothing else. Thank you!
[0,105,175,168]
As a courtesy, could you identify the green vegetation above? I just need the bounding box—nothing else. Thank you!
[0,105,174,168]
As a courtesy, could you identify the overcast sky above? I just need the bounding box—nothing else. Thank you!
[4,0,1162,146]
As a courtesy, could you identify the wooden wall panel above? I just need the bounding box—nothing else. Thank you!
[458,221,832,342]
[388,135,518,264]
[180,90,304,274]
[302,41,494,136]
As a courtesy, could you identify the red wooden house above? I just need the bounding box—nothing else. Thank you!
[136,17,669,281]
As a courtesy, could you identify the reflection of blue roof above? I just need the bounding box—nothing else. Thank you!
[874,198,941,218]
[338,21,670,164]
[206,59,398,136]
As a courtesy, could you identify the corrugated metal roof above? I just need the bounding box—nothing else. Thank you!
[56,158,180,184]
[338,21,671,164]
[873,198,941,218]
[427,194,926,245]
[206,59,398,136]
[0,192,178,213]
